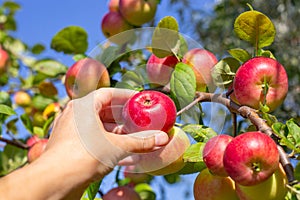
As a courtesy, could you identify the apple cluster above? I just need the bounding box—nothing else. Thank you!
[194,132,287,200]
[101,0,158,44]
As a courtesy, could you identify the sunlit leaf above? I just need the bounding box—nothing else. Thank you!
[86,180,102,200]
[227,48,251,63]
[182,124,217,142]
[234,10,275,48]
[33,59,67,77]
[0,104,16,116]
[51,26,88,54]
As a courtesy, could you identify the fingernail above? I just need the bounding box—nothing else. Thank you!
[155,131,169,146]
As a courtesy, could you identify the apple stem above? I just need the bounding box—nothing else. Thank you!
[0,136,29,150]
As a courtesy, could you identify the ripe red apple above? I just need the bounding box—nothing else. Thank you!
[27,139,48,163]
[123,165,152,185]
[146,54,179,86]
[233,57,288,112]
[235,165,288,200]
[108,0,119,11]
[137,127,190,175]
[119,0,158,26]
[182,48,218,92]
[14,91,31,107]
[0,48,9,75]
[203,134,234,177]
[102,186,141,200]
[223,131,279,186]
[64,58,110,99]
[122,90,176,133]
[193,168,239,200]
[101,11,134,44]
[26,135,41,147]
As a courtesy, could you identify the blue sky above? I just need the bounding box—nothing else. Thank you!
[12,0,217,199]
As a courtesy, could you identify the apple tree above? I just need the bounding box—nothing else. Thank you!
[1,1,300,200]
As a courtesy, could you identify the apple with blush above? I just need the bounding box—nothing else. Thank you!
[0,48,9,75]
[102,186,141,200]
[101,11,134,44]
[203,134,233,177]
[26,135,41,147]
[108,0,119,11]
[182,48,218,92]
[14,91,31,107]
[223,131,279,186]
[119,0,158,26]
[123,165,152,185]
[233,57,288,112]
[27,139,48,163]
[64,58,110,99]
[146,54,179,86]
[193,168,239,200]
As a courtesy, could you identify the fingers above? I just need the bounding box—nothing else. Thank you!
[104,130,169,154]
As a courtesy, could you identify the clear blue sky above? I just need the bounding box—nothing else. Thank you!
[13,0,217,199]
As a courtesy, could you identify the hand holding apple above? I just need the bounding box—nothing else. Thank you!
[122,90,177,133]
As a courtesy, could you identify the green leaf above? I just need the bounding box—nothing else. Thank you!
[0,144,27,176]
[286,119,300,148]
[163,173,181,184]
[134,183,156,200]
[182,124,217,142]
[176,161,206,175]
[152,16,180,58]
[211,57,240,88]
[183,142,205,163]
[33,59,67,77]
[258,49,276,59]
[170,63,197,122]
[20,114,33,133]
[86,180,102,200]
[31,95,55,111]
[3,1,21,12]
[227,48,251,63]
[31,44,45,54]
[0,104,16,116]
[234,10,276,48]
[51,26,88,54]
[0,91,12,106]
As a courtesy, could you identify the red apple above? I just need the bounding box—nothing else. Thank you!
[102,186,141,200]
[14,91,31,107]
[64,58,110,99]
[233,57,288,112]
[123,165,152,185]
[193,168,239,200]
[203,134,234,177]
[26,135,41,147]
[223,131,279,186]
[235,165,288,200]
[27,139,48,163]
[137,127,190,175]
[119,0,158,26]
[122,90,176,133]
[108,0,119,11]
[0,48,9,75]
[146,54,179,86]
[101,11,134,44]
[182,48,218,92]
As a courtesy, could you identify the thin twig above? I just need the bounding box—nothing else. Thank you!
[0,136,29,149]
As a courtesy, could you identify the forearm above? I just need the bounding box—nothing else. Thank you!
[0,148,104,200]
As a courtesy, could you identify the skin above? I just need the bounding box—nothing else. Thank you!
[0,88,169,200]
[233,57,288,112]
[223,131,279,186]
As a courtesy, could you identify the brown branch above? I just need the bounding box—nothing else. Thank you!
[177,91,296,184]
[0,136,29,150]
